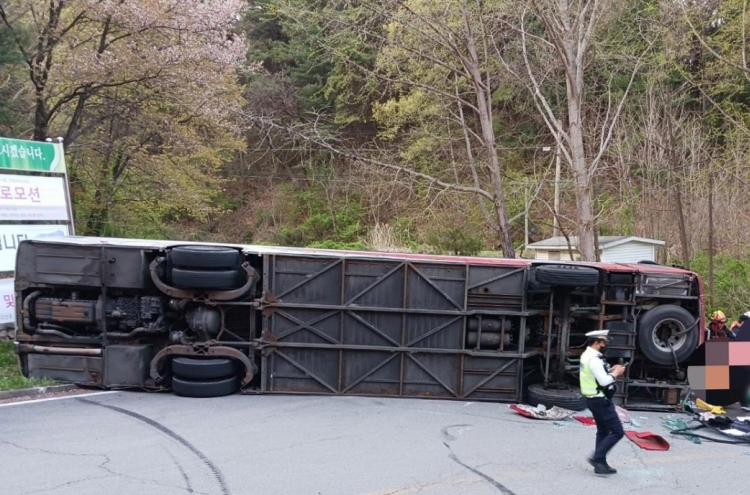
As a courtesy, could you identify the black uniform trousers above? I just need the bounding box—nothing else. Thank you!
[586,396,624,463]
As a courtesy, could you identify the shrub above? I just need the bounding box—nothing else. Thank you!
[690,251,750,320]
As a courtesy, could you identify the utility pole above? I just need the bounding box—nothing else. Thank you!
[708,172,714,299]
[524,177,530,253]
[552,144,562,238]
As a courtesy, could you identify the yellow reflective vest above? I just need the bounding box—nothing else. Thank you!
[579,347,603,398]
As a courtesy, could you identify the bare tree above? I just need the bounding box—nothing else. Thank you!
[499,0,649,260]
[270,0,532,257]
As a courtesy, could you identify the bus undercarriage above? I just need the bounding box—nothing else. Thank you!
[13,238,704,410]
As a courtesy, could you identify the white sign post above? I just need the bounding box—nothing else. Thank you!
[0,224,70,271]
[0,136,74,332]
[0,175,70,221]
[0,278,15,327]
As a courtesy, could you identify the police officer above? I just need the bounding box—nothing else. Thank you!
[580,330,626,475]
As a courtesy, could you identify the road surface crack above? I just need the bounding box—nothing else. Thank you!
[440,424,472,442]
[5,440,208,495]
[78,397,230,495]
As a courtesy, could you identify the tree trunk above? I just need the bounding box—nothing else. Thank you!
[675,186,691,268]
[84,188,109,236]
[708,172,714,297]
[33,94,50,141]
[567,90,596,261]
[462,3,515,258]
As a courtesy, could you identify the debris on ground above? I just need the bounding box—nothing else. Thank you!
[625,431,670,451]
[696,398,726,415]
[663,417,702,444]
[616,405,631,423]
[573,416,596,426]
[509,404,576,420]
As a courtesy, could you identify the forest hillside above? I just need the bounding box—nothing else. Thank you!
[2,0,750,315]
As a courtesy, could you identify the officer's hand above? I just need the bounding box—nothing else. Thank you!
[610,365,625,378]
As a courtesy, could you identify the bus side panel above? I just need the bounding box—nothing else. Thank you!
[16,242,103,287]
[27,354,102,385]
[16,241,150,289]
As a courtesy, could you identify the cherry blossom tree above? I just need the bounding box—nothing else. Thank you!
[0,0,249,235]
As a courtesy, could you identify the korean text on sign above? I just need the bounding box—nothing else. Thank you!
[0,186,41,202]
[0,144,45,161]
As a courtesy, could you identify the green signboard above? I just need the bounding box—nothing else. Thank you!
[0,137,67,174]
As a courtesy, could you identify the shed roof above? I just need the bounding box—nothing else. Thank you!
[527,236,665,250]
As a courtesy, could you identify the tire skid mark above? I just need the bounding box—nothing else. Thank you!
[443,442,517,495]
[168,450,196,494]
[78,398,231,495]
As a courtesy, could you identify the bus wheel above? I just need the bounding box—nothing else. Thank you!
[172,357,236,380]
[171,267,245,290]
[169,245,242,269]
[638,305,699,365]
[527,383,587,411]
[534,265,599,287]
[172,375,239,398]
[171,357,241,398]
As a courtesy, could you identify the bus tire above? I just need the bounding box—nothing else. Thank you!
[535,265,599,287]
[170,245,242,269]
[171,267,244,290]
[172,357,236,380]
[172,375,239,398]
[527,383,588,411]
[638,305,699,365]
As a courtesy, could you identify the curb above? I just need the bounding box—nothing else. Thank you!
[0,384,79,401]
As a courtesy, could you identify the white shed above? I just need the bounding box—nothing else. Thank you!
[527,236,665,263]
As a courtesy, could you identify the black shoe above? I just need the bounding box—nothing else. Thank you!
[594,463,617,475]
[588,457,616,475]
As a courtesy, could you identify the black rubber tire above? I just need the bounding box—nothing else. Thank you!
[171,267,244,290]
[172,375,239,398]
[170,245,242,269]
[172,357,236,380]
[527,383,588,411]
[534,265,600,287]
[638,305,699,365]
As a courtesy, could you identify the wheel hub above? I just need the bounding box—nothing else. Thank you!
[652,318,687,351]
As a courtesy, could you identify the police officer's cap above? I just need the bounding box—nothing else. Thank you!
[585,330,609,340]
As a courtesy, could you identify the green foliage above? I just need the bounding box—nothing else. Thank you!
[690,251,750,320]
[425,226,484,256]
[0,342,56,391]
[274,185,368,247]
[244,0,379,122]
[0,23,29,131]
[307,239,366,250]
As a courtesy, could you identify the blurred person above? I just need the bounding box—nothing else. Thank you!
[707,310,732,339]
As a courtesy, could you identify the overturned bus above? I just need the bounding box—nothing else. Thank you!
[13,237,704,409]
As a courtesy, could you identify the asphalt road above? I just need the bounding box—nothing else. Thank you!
[0,391,748,495]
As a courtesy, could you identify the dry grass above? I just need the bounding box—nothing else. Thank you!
[365,223,412,253]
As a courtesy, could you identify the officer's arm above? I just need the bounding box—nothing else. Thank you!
[589,357,615,387]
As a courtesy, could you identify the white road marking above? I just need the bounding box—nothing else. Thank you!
[0,390,117,408]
